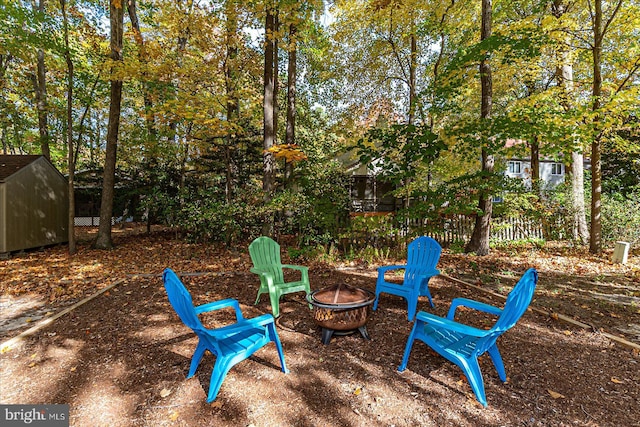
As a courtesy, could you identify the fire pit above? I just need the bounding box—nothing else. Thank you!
[307,284,375,345]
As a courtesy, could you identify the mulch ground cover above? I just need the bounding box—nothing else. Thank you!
[1,225,639,426]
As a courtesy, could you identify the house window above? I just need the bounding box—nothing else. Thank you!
[551,163,563,175]
[508,161,522,174]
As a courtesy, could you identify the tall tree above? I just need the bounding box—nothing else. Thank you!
[284,20,297,187]
[60,0,75,254]
[224,0,240,202]
[30,0,50,160]
[465,0,493,256]
[95,0,125,249]
[587,0,633,253]
[263,2,277,234]
[552,0,588,244]
[127,0,156,140]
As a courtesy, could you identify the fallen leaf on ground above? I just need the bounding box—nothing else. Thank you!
[548,390,565,399]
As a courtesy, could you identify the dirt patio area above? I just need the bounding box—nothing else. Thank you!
[1,226,639,426]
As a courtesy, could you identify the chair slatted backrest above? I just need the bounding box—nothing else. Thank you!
[249,237,285,283]
[407,236,442,268]
[163,269,206,334]
[405,236,442,283]
[475,268,538,355]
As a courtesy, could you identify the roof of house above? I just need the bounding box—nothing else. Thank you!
[0,155,45,180]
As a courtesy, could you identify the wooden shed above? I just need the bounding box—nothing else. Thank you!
[0,155,68,256]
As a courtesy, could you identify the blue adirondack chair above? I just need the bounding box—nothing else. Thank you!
[373,236,442,320]
[249,236,312,318]
[162,268,289,402]
[398,268,538,406]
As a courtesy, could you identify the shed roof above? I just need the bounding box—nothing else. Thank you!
[0,155,44,180]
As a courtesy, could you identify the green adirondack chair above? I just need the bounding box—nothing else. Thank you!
[249,236,312,318]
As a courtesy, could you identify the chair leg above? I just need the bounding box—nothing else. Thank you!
[398,321,420,371]
[406,295,419,321]
[188,341,207,378]
[268,323,289,374]
[372,291,381,311]
[420,279,435,308]
[254,290,263,305]
[459,357,488,406]
[304,285,313,310]
[487,344,507,382]
[207,357,233,403]
[269,292,281,318]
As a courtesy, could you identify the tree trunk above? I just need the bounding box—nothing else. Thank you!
[589,0,603,254]
[127,0,156,140]
[465,0,493,256]
[552,0,588,244]
[31,0,50,159]
[571,151,588,242]
[284,23,297,188]
[408,25,417,125]
[530,135,540,193]
[60,0,75,255]
[263,5,276,235]
[273,12,279,146]
[224,0,239,202]
[95,0,124,250]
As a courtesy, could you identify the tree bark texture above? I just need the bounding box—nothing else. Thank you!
[127,0,156,141]
[263,7,276,199]
[530,136,540,193]
[273,12,279,146]
[553,0,588,244]
[95,0,124,250]
[224,0,239,202]
[571,151,588,243]
[284,23,297,187]
[465,0,493,256]
[408,29,417,125]
[61,0,75,255]
[32,0,50,160]
[589,0,603,253]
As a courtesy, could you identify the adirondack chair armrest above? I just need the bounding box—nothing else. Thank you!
[250,267,276,282]
[415,311,487,337]
[377,265,407,275]
[281,264,305,270]
[282,264,309,282]
[446,298,503,320]
[281,264,308,272]
[195,298,244,322]
[211,314,275,338]
[417,269,440,279]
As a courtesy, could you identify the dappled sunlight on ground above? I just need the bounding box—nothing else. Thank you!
[1,226,639,425]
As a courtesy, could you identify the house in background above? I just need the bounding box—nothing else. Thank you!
[341,153,399,213]
[504,158,567,190]
[0,155,68,257]
[501,139,591,191]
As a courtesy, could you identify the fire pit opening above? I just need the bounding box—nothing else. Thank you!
[307,284,375,345]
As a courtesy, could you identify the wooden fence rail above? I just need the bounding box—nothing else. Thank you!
[343,215,550,249]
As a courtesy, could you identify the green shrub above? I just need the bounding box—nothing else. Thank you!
[601,188,640,246]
